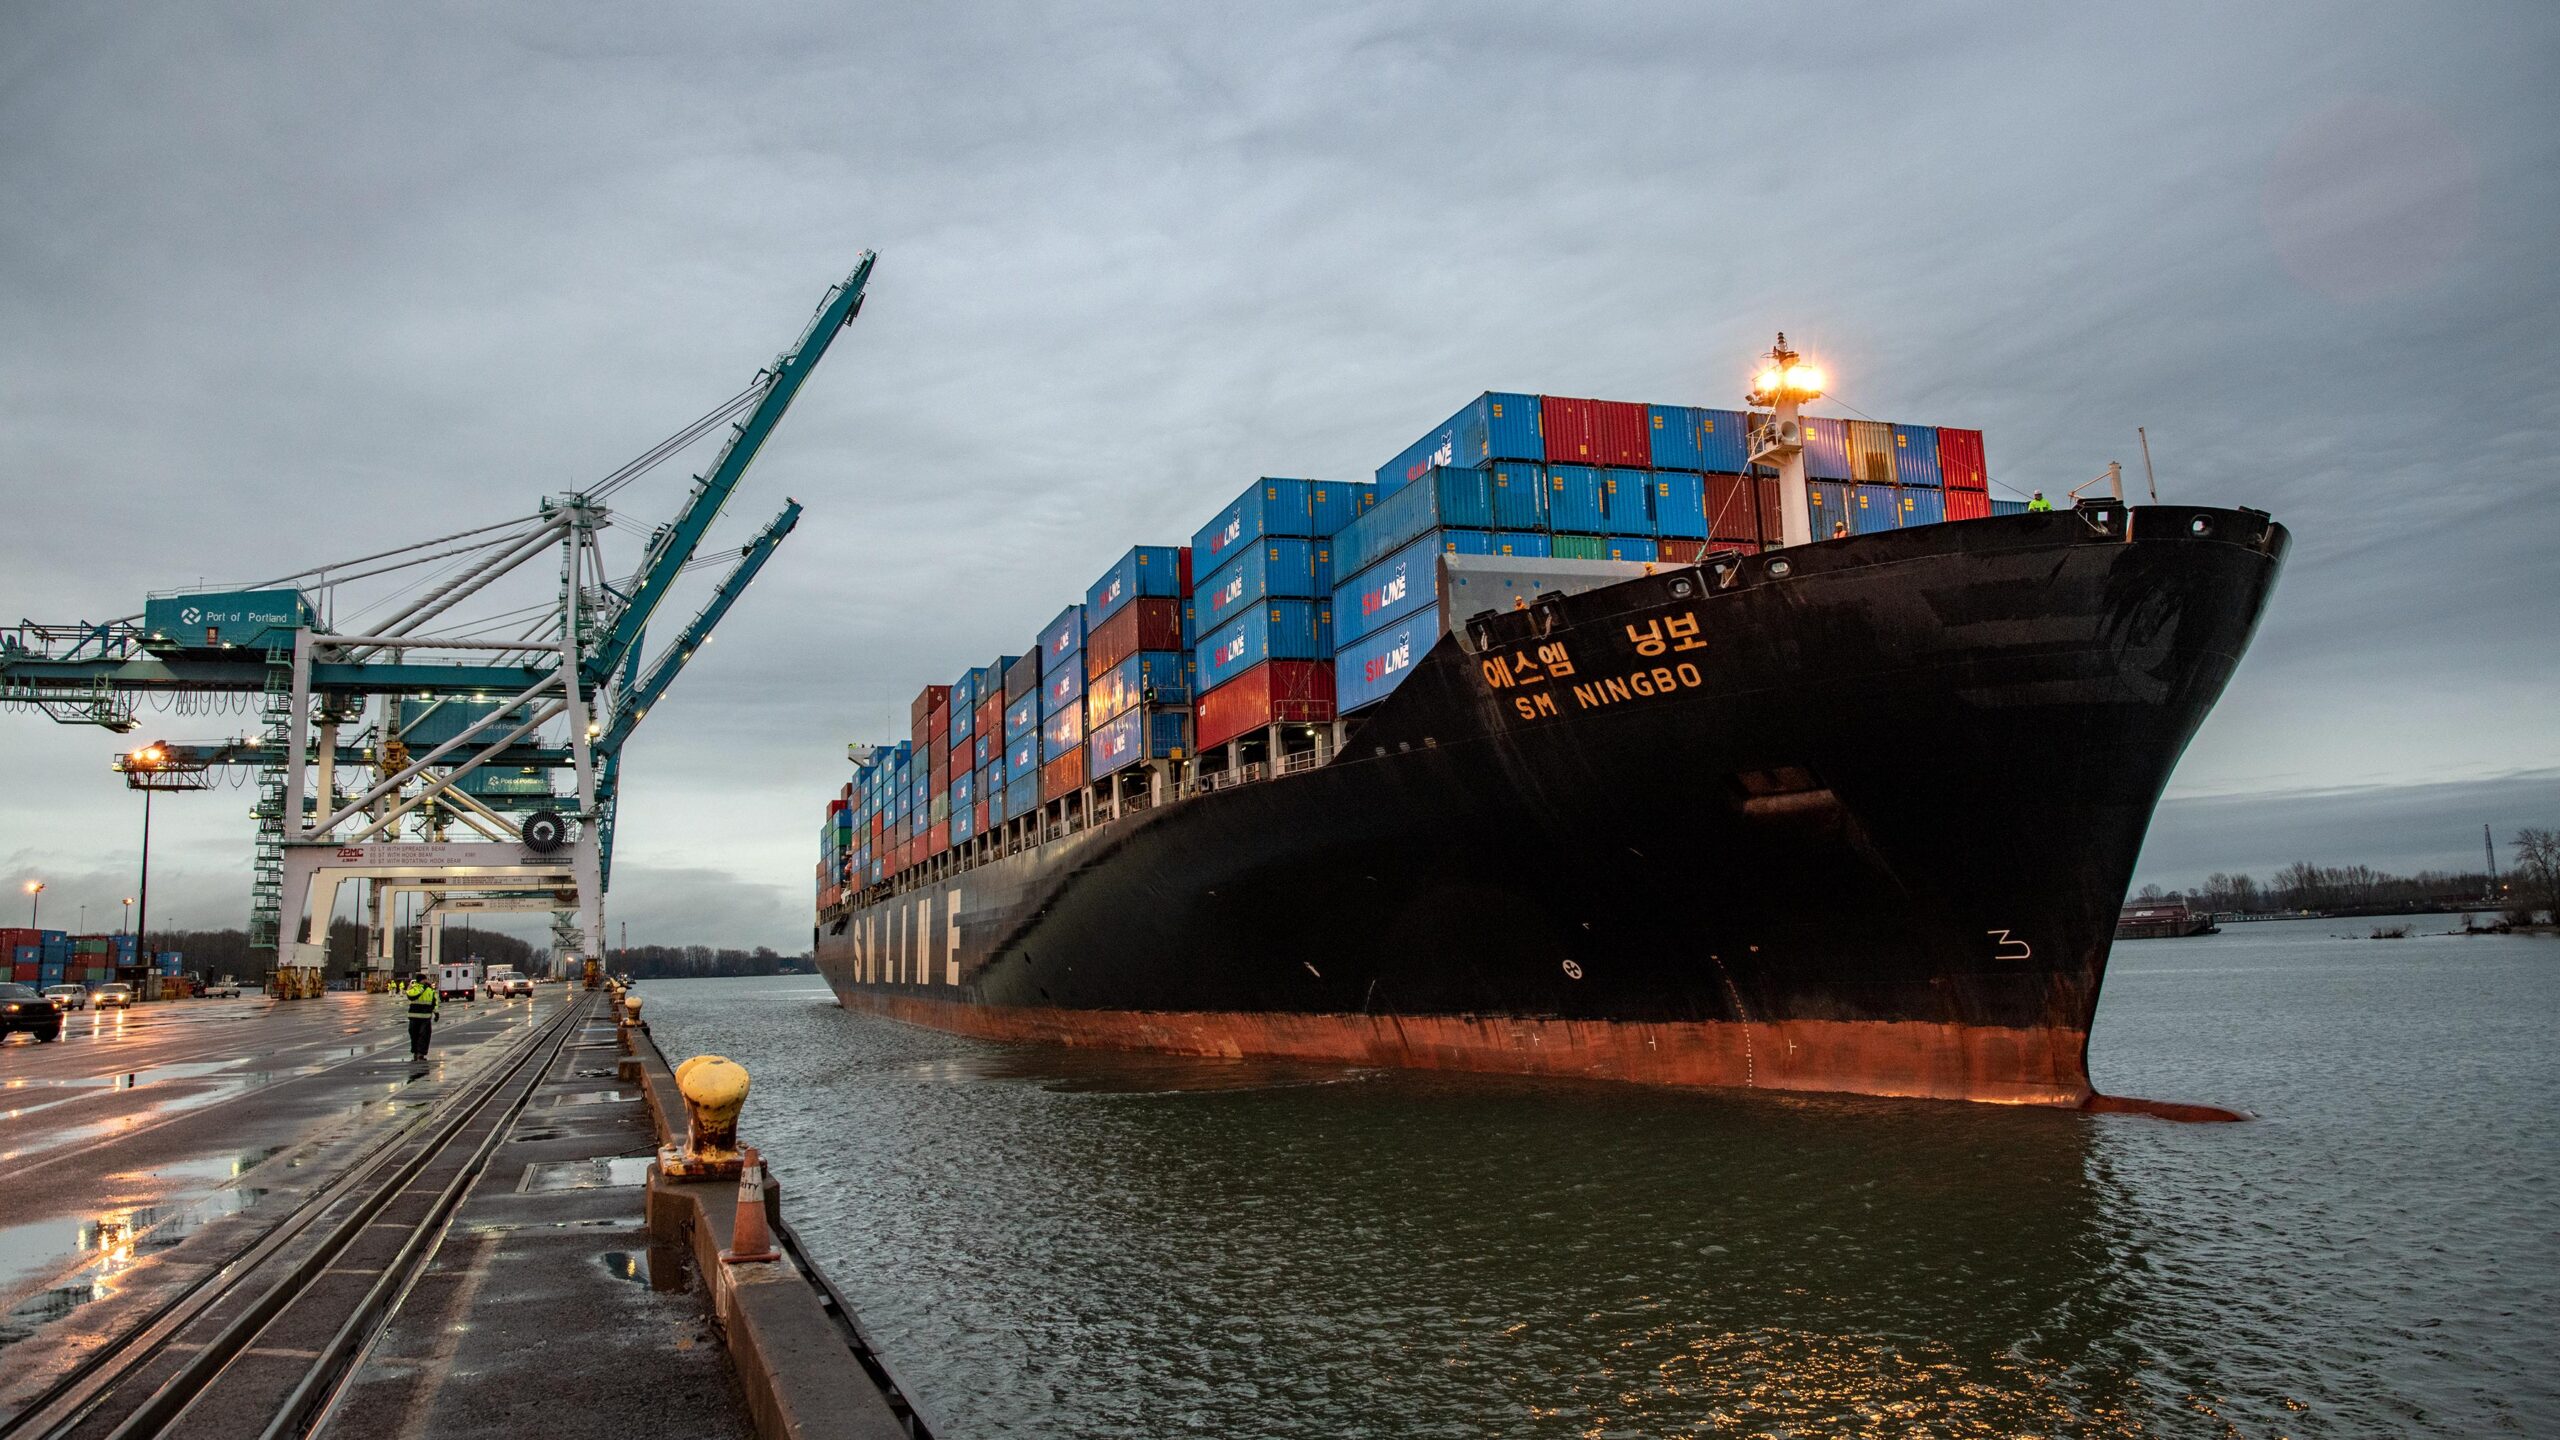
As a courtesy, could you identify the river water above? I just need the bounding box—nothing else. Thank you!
[646,916,2556,1438]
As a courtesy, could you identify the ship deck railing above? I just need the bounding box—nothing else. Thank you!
[828,740,1339,916]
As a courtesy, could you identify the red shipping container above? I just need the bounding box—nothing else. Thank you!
[909,685,952,732]
[1944,487,1991,521]
[974,798,989,834]
[1938,428,1988,491]
[1705,539,1762,558]
[926,820,949,856]
[1540,396,1652,467]
[1195,660,1335,752]
[1656,539,1709,564]
[1084,597,1186,680]
[974,692,1003,741]
[1704,475,1759,541]
[0,927,40,950]
[1177,546,1195,596]
[1754,477,1785,544]
[1040,751,1087,802]
[11,964,36,983]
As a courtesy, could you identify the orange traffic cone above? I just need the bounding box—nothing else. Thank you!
[720,1145,780,1264]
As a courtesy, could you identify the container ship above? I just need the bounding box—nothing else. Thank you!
[809,347,2287,1109]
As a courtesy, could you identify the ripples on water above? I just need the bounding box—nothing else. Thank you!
[650,919,2557,1437]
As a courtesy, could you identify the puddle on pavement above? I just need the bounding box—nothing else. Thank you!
[518,1156,654,1192]
[602,1246,692,1294]
[0,1173,275,1348]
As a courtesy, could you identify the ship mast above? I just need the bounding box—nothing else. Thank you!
[1744,335,1827,548]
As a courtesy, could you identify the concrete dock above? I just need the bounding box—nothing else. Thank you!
[0,988,916,1439]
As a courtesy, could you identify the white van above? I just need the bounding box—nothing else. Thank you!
[434,961,482,1001]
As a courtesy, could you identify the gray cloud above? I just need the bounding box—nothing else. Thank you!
[4,2,2555,951]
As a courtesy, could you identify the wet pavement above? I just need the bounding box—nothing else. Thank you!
[0,989,560,1401]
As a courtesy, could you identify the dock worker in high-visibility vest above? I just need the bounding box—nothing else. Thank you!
[2027,490,2053,512]
[404,974,440,1060]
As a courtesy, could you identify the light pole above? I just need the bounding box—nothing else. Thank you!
[24,880,41,930]
[125,742,170,980]
[122,897,133,937]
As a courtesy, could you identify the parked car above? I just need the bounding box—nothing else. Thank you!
[42,984,87,1011]
[91,983,135,1010]
[0,984,64,1041]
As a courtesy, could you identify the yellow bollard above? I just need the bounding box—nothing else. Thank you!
[663,1055,750,1180]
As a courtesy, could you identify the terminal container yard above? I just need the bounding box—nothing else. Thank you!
[812,383,2286,1110]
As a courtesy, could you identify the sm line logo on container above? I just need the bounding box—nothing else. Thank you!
[1213,571,1246,612]
[1215,634,1248,666]
[1098,576,1122,608]
[1363,634,1414,684]
[1405,429,1455,485]
[1359,565,1409,618]
[1208,515,1243,559]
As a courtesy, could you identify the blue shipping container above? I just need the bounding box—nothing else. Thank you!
[1005,691,1039,738]
[1089,709,1188,778]
[1196,539,1334,632]
[1007,730,1038,775]
[1600,468,1654,536]
[1190,479,1372,574]
[1992,497,2031,516]
[1086,545,1187,625]
[975,732,994,768]
[1807,481,1852,535]
[40,961,66,984]
[1545,465,1606,532]
[984,768,1009,825]
[1803,417,1854,481]
[1042,661,1085,717]
[1005,774,1039,820]
[1848,484,1900,535]
[1087,650,1192,725]
[1334,613,1435,714]
[1492,531,1552,557]
[949,693,975,743]
[1334,467,1497,578]
[950,772,976,842]
[948,670,978,719]
[1374,393,1542,493]
[984,750,1008,792]
[1646,406,1753,474]
[1899,486,1946,527]
[1890,425,1943,488]
[1197,600,1330,691]
[1335,530,1458,646]
[1605,537,1659,562]
[1041,703,1083,761]
[1649,472,1709,538]
[1485,460,1546,528]
[1039,605,1085,665]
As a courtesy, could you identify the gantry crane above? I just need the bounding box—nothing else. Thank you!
[0,254,874,992]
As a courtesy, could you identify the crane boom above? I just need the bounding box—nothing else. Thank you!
[586,253,872,688]
[599,500,801,755]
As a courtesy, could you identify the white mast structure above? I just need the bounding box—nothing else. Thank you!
[1744,334,1829,549]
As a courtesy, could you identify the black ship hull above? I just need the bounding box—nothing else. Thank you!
[814,506,2285,1108]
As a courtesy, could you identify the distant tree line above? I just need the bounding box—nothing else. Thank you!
[144,922,543,978]
[2137,825,2560,923]
[609,944,807,979]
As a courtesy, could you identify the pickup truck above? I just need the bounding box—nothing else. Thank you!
[203,976,244,999]
[484,967,534,999]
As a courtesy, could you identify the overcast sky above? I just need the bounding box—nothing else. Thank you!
[3,3,2554,949]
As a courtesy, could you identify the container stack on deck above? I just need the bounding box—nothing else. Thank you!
[817,390,1997,909]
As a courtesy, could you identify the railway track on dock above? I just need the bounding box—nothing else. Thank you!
[0,992,599,1440]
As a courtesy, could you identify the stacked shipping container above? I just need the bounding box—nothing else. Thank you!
[819,392,1998,903]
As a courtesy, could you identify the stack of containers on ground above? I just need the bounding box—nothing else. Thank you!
[1084,546,1195,786]
[0,928,58,985]
[1190,479,1371,753]
[1037,606,1086,804]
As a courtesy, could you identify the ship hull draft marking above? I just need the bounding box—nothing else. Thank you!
[816,509,2285,1110]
